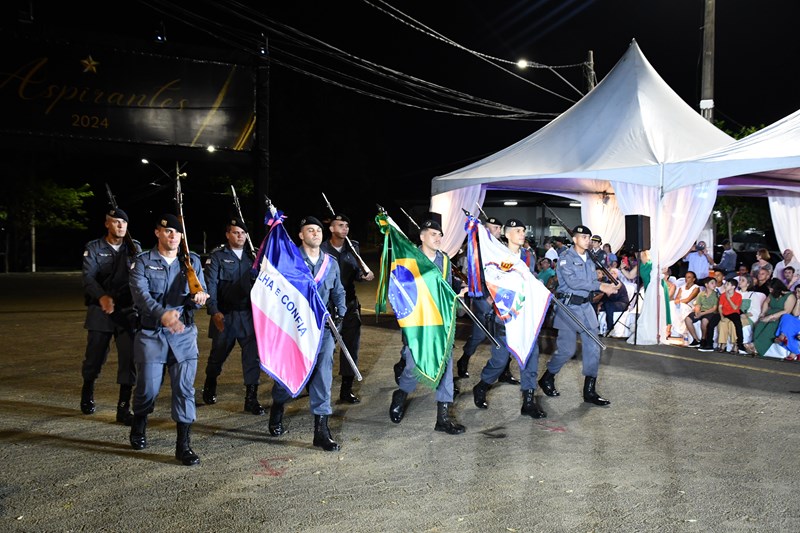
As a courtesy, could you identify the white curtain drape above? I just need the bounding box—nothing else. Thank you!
[579,192,626,253]
[768,191,800,254]
[430,186,486,257]
[612,177,718,344]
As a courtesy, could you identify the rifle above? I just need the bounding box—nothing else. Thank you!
[104,183,138,259]
[230,185,256,256]
[320,192,372,277]
[542,203,620,286]
[174,163,205,295]
[475,202,488,220]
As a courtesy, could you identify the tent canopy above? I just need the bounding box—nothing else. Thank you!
[431,40,733,197]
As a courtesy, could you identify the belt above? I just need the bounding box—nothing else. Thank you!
[558,294,590,305]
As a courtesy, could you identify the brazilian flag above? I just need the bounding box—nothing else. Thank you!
[375,212,458,389]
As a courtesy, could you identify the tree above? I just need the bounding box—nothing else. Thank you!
[0,173,93,272]
[712,122,766,243]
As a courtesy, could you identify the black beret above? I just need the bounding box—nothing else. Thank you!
[505,218,525,228]
[107,208,128,222]
[591,234,602,243]
[228,217,248,232]
[573,225,592,236]
[421,220,442,233]
[721,239,730,245]
[485,216,502,226]
[332,214,351,224]
[299,215,323,230]
[157,213,182,231]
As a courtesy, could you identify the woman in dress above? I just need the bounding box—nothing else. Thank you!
[773,286,800,360]
[672,271,700,341]
[752,279,795,357]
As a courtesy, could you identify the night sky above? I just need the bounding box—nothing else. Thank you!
[2,1,798,268]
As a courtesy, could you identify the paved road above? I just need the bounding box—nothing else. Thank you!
[1,273,799,532]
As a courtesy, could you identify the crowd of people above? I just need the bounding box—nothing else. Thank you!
[79,205,800,465]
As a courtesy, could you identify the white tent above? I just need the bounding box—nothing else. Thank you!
[430,40,738,345]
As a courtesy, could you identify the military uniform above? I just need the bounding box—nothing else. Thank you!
[202,239,263,414]
[128,213,209,465]
[539,225,611,406]
[320,214,367,403]
[268,215,346,452]
[80,208,141,424]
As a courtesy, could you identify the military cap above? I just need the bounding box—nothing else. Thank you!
[591,234,602,243]
[298,215,323,230]
[157,213,182,231]
[420,219,443,233]
[332,213,351,224]
[573,225,592,236]
[485,216,502,226]
[227,217,248,232]
[505,218,525,228]
[107,208,129,222]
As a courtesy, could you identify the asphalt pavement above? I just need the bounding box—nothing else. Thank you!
[1,272,799,533]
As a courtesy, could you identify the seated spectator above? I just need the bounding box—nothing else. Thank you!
[716,279,747,354]
[598,268,629,335]
[738,274,765,354]
[773,249,800,282]
[736,264,750,279]
[671,271,700,340]
[774,286,800,360]
[751,267,771,296]
[780,266,800,291]
[603,243,618,269]
[750,248,774,279]
[752,279,796,357]
[684,277,720,352]
[537,258,556,289]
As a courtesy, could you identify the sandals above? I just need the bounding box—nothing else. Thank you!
[785,353,798,362]
[775,334,788,346]
[715,346,727,353]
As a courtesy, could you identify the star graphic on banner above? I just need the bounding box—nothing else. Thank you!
[81,55,99,74]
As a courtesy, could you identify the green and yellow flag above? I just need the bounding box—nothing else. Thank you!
[375,212,458,389]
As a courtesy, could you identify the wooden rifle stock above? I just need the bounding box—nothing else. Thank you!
[174,165,204,295]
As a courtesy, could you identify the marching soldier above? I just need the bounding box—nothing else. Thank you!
[472,218,546,418]
[267,216,346,451]
[128,214,209,466]
[539,225,618,406]
[456,215,519,385]
[80,207,140,424]
[201,217,265,415]
[389,220,467,435]
[320,213,374,404]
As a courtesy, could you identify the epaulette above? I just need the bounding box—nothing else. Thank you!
[135,250,149,258]
[210,245,226,253]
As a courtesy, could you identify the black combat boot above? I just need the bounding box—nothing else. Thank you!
[80,380,96,414]
[129,414,148,450]
[456,355,470,378]
[472,380,490,409]
[312,415,340,451]
[175,422,200,466]
[434,402,466,434]
[339,376,361,404]
[498,359,520,385]
[244,384,265,415]
[116,384,133,425]
[202,375,217,405]
[389,390,408,423]
[583,376,611,406]
[520,389,547,419]
[268,402,286,436]
[538,370,560,397]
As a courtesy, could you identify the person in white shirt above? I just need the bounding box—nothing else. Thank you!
[773,249,800,281]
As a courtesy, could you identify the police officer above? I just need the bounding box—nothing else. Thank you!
[201,217,264,415]
[455,216,519,385]
[389,220,467,435]
[539,225,618,406]
[128,214,210,465]
[80,207,141,424]
[320,213,374,404]
[267,216,346,451]
[472,218,546,419]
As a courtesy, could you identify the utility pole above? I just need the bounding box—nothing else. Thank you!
[585,50,596,91]
[254,33,270,239]
[700,0,715,122]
